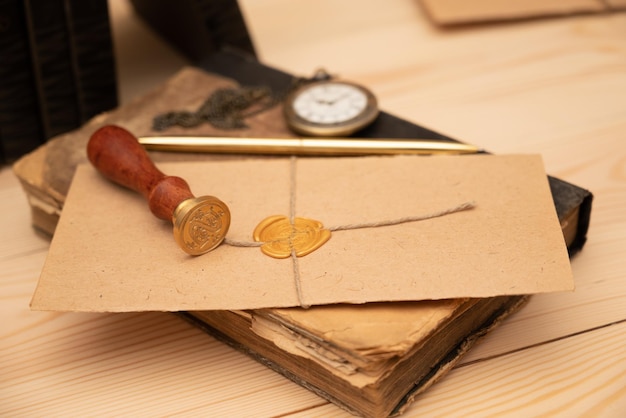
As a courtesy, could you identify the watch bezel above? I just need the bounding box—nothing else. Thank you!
[284,80,379,137]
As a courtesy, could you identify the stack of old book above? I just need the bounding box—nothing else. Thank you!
[13,52,592,417]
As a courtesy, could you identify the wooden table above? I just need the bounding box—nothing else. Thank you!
[2,1,625,416]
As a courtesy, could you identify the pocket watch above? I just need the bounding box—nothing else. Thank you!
[284,79,379,137]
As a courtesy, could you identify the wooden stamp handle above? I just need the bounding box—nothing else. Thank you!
[87,125,193,221]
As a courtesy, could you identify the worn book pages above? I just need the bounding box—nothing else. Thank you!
[31,153,573,312]
[249,299,472,385]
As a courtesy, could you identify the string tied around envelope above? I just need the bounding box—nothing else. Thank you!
[223,157,476,308]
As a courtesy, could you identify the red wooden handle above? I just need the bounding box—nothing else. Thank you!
[87,125,194,221]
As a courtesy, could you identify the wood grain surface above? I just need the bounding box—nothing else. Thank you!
[1,0,625,416]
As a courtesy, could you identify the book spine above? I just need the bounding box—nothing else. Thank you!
[64,0,117,121]
[0,0,44,162]
[23,0,81,140]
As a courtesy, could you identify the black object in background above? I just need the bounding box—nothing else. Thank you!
[0,0,117,164]
[129,0,256,63]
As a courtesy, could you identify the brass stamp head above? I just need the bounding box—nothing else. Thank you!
[173,196,231,255]
[253,215,331,259]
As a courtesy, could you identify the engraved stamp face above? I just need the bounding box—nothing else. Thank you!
[253,215,331,259]
[174,196,231,255]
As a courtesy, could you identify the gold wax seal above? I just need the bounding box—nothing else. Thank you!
[173,196,231,255]
[253,215,331,259]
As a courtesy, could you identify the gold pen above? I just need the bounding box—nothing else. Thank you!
[138,136,482,156]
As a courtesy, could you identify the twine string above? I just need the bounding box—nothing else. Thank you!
[222,238,262,247]
[288,157,309,306]
[290,248,309,309]
[289,156,297,224]
[327,201,475,232]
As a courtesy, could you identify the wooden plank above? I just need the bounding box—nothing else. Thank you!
[286,322,626,417]
[0,308,324,416]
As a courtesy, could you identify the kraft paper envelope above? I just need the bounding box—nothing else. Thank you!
[31,154,573,312]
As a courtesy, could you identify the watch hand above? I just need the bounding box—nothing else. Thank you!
[316,93,350,106]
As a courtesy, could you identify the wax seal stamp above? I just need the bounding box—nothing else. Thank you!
[173,196,230,255]
[253,215,331,258]
[87,125,230,256]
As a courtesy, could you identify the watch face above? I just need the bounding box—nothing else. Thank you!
[285,80,378,136]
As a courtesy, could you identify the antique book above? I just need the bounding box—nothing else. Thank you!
[186,297,527,417]
[14,52,592,417]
